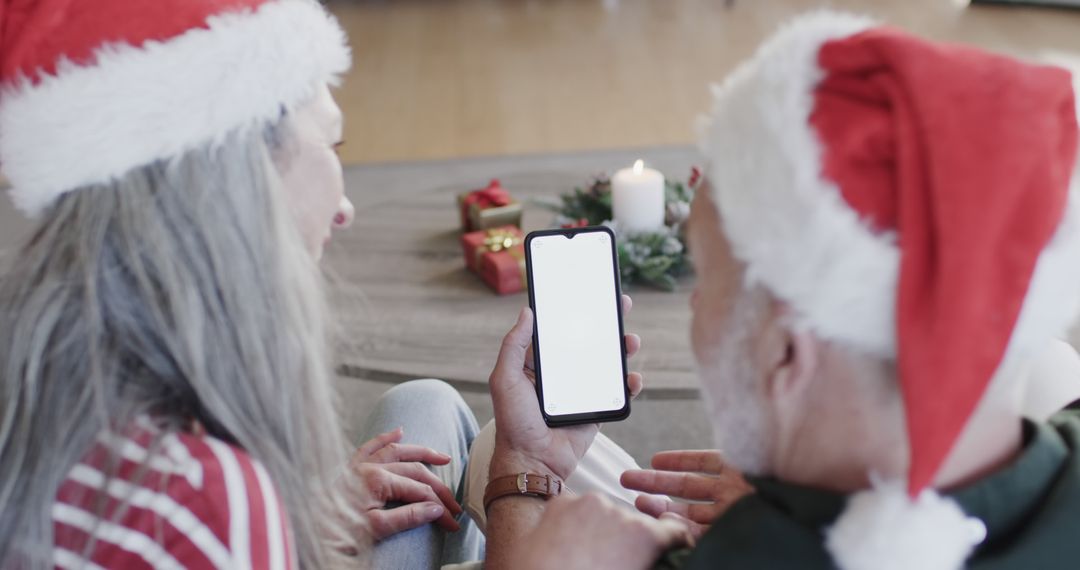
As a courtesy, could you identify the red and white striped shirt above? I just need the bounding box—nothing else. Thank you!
[53,421,295,570]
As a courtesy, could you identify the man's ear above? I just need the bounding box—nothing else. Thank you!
[762,306,819,406]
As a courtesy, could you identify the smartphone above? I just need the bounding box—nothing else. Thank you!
[524,226,630,427]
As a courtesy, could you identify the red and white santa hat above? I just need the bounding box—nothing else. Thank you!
[0,0,350,217]
[699,10,1080,570]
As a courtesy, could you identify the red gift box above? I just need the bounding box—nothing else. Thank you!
[460,226,527,295]
[457,179,522,232]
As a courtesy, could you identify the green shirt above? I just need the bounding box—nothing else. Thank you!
[657,410,1080,569]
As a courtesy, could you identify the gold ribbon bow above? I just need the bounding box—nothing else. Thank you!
[475,229,522,268]
[473,229,527,292]
[484,230,523,253]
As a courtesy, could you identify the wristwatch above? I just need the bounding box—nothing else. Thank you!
[483,472,563,512]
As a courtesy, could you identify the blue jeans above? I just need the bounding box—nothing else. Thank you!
[363,379,485,568]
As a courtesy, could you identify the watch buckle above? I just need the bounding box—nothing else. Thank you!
[516,473,528,494]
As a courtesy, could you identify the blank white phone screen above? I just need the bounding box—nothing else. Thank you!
[530,231,625,417]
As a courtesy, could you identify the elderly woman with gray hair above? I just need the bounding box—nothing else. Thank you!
[0,0,490,568]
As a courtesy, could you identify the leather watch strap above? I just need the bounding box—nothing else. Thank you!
[483,472,563,512]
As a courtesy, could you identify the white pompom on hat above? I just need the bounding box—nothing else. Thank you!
[0,0,351,217]
[698,10,1080,570]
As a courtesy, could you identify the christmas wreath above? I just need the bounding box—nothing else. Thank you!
[543,167,698,291]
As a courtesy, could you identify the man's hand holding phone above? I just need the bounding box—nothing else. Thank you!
[484,295,686,569]
[487,294,642,480]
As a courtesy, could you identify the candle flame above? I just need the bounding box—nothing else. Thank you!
[633,159,644,175]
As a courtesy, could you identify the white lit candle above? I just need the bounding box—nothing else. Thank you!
[612,159,665,233]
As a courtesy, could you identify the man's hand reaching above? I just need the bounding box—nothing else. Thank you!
[621,450,754,538]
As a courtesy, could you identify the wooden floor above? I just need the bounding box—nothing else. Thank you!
[325,146,715,462]
[328,0,1080,165]
[326,145,701,390]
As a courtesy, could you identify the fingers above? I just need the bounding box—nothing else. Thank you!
[524,342,536,374]
[383,462,463,516]
[658,512,705,542]
[491,308,534,387]
[627,465,754,526]
[628,372,644,399]
[369,442,452,466]
[650,450,727,475]
[635,494,691,519]
[625,333,641,359]
[648,512,696,551]
[633,494,719,526]
[621,296,640,360]
[354,427,404,462]
[375,470,461,532]
[659,512,690,524]
[621,469,718,501]
[366,502,446,541]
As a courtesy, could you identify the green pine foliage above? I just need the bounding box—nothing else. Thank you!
[542,172,696,291]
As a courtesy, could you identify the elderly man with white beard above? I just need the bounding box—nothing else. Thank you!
[628,12,1080,569]
[477,11,1080,570]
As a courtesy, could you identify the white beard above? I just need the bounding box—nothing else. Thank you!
[696,294,771,475]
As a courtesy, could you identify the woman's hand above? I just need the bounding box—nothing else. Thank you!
[348,428,464,541]
[488,295,643,480]
[620,450,754,538]
[516,493,693,570]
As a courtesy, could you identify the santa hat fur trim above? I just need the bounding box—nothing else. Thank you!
[697,9,1080,368]
[0,0,350,217]
[698,11,899,357]
[825,478,987,570]
[698,10,1080,570]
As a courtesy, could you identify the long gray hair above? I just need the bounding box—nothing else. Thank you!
[0,117,365,567]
